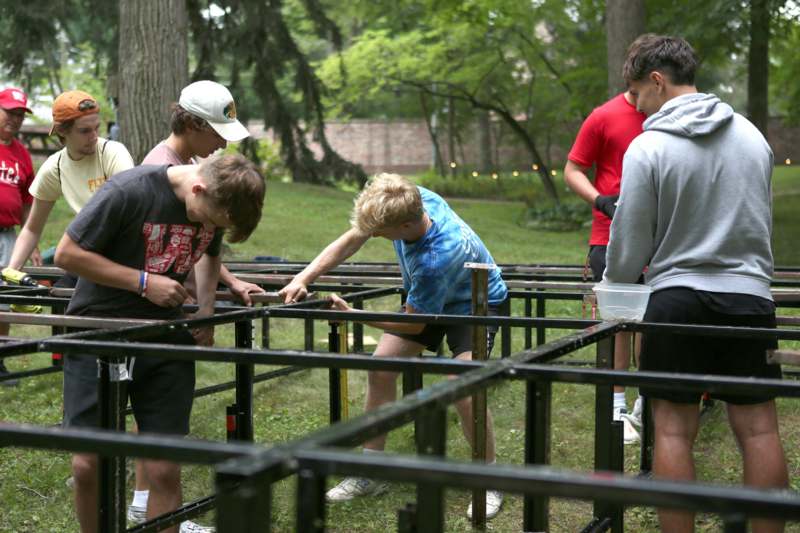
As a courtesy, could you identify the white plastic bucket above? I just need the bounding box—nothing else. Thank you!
[592,283,652,321]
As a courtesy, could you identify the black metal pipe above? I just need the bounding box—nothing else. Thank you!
[234,320,255,441]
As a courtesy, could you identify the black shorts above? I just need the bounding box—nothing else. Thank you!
[392,304,502,357]
[639,288,780,405]
[63,329,197,435]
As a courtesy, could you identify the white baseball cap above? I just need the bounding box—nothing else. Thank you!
[179,80,250,142]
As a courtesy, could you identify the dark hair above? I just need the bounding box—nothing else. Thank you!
[199,154,266,242]
[53,120,76,145]
[623,34,699,85]
[169,103,210,135]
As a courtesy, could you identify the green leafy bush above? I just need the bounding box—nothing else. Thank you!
[417,170,540,204]
[519,202,592,232]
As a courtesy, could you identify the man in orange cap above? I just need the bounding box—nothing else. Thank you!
[5,90,134,281]
[0,87,36,385]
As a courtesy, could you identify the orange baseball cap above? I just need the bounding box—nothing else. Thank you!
[49,90,99,135]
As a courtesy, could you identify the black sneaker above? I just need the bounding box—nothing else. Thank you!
[0,359,19,387]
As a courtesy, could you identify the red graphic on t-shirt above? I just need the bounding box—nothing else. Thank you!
[142,223,215,274]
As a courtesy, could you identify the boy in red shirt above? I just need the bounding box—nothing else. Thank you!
[564,90,646,443]
[0,87,36,386]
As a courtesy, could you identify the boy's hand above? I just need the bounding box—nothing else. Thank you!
[145,274,190,308]
[279,279,308,304]
[229,279,265,306]
[327,293,351,312]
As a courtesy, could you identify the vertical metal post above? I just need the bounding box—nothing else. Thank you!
[353,298,364,353]
[339,321,349,420]
[296,468,326,533]
[500,297,511,358]
[261,313,270,350]
[304,318,315,351]
[97,355,127,533]
[593,335,615,523]
[722,515,747,533]
[235,320,254,441]
[639,395,653,474]
[216,466,272,533]
[524,293,533,349]
[415,407,447,533]
[608,420,624,532]
[467,263,491,529]
[536,291,546,346]
[51,302,66,367]
[328,322,342,424]
[523,379,551,532]
[397,503,418,533]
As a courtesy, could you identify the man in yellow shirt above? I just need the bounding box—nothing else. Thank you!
[6,90,134,279]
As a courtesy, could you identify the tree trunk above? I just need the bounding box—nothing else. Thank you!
[419,92,446,176]
[118,0,188,163]
[605,0,645,98]
[477,111,492,173]
[748,0,769,138]
[447,95,456,176]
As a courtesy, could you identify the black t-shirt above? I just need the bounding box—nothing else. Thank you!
[65,165,222,319]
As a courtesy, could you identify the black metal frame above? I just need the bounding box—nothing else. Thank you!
[2,262,800,532]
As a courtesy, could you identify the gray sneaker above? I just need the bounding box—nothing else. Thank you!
[325,477,388,502]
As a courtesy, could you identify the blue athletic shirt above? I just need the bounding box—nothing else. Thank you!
[393,187,508,315]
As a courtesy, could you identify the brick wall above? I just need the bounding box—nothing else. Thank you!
[247,116,799,175]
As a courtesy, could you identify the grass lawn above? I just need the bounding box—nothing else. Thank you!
[1,166,800,532]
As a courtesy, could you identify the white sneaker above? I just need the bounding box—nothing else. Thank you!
[325,476,388,502]
[180,521,215,533]
[127,504,147,525]
[466,490,503,520]
[613,408,640,444]
[631,397,644,425]
[127,504,214,532]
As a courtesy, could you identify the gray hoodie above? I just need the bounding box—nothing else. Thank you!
[604,92,774,300]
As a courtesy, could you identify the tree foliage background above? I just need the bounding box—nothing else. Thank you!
[0,0,798,190]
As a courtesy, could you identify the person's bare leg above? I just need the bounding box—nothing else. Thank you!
[363,333,425,451]
[143,459,181,533]
[452,350,496,462]
[133,421,149,492]
[72,453,98,533]
[651,399,700,533]
[727,401,788,533]
[613,331,632,394]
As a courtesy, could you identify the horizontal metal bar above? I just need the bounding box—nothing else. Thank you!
[512,364,800,398]
[0,424,262,463]
[767,349,800,367]
[295,450,800,521]
[41,339,486,373]
[0,311,158,328]
[47,288,286,305]
[0,364,62,382]
[128,495,216,533]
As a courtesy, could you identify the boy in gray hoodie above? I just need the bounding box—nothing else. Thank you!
[604,35,787,533]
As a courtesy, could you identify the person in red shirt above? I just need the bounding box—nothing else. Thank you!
[564,90,646,443]
[0,87,37,386]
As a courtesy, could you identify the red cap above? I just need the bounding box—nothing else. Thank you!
[0,87,32,114]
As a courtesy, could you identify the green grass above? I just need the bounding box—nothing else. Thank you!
[2,167,800,532]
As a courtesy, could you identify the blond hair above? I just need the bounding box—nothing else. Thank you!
[351,173,424,235]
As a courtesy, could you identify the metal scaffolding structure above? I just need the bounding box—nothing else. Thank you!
[1,262,799,532]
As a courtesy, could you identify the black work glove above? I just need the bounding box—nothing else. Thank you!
[594,194,619,219]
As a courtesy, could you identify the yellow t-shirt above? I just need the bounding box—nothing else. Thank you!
[29,138,135,213]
